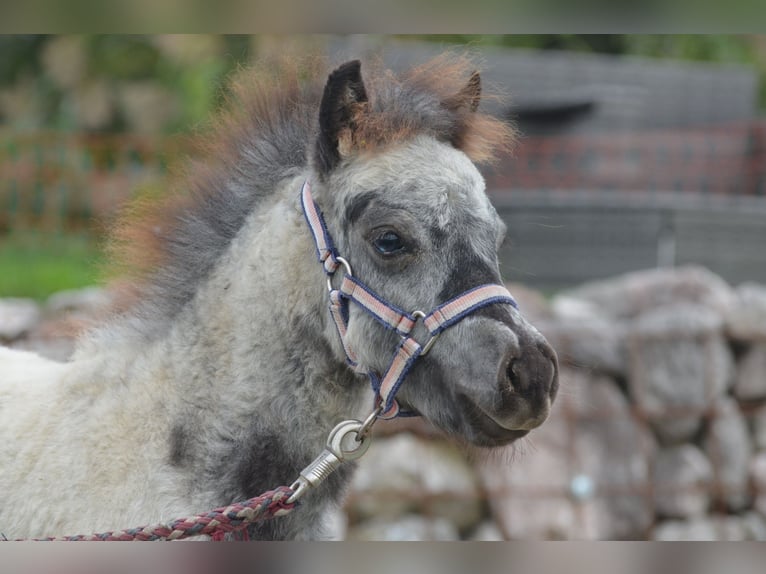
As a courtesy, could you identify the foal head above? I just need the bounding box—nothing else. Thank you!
[308,58,558,447]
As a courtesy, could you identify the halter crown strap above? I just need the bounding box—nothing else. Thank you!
[301,181,341,274]
[300,180,519,420]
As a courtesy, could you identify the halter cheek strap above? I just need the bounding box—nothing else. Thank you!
[301,180,519,420]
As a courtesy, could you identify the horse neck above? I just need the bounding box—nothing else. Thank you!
[75,176,369,506]
[179,177,367,419]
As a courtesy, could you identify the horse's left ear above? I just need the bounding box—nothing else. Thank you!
[443,71,481,113]
[315,60,369,176]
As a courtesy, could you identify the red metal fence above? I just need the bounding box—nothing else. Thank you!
[488,120,766,196]
[0,130,188,235]
[3,120,766,239]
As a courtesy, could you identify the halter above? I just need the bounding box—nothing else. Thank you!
[300,180,519,420]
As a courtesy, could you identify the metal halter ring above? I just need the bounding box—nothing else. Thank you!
[326,256,353,292]
[411,310,440,356]
[355,404,384,443]
[287,419,372,504]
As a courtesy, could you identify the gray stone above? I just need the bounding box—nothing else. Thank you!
[653,444,713,518]
[714,516,748,541]
[628,301,725,339]
[753,405,766,451]
[323,505,347,541]
[0,298,41,341]
[750,453,766,526]
[476,379,576,539]
[72,81,115,131]
[651,518,718,541]
[469,521,505,541]
[726,282,766,342]
[741,511,766,541]
[7,287,116,362]
[756,495,766,518]
[478,367,654,540]
[704,398,753,511]
[0,80,40,129]
[560,265,733,321]
[571,371,656,540]
[154,35,224,66]
[46,286,112,316]
[733,344,766,401]
[751,452,766,492]
[652,516,748,541]
[551,295,604,322]
[627,303,733,444]
[41,35,87,90]
[505,282,553,323]
[535,315,627,377]
[347,433,484,532]
[347,515,459,541]
[372,413,448,441]
[119,83,180,134]
[10,337,74,362]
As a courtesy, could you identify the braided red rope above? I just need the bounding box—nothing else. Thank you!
[18,486,296,541]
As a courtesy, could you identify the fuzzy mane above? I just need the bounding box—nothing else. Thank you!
[102,52,516,337]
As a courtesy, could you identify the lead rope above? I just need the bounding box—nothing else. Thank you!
[8,419,372,541]
[19,487,295,541]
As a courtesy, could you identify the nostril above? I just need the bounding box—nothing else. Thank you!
[541,342,560,400]
[506,358,521,391]
[501,341,559,397]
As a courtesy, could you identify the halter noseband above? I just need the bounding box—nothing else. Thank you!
[300,180,518,420]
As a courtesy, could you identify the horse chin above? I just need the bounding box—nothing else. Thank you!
[400,396,530,448]
[459,394,532,448]
[466,412,531,448]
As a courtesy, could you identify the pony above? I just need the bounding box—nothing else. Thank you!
[0,54,559,540]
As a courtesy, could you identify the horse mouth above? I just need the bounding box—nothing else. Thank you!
[460,395,530,447]
[396,396,531,447]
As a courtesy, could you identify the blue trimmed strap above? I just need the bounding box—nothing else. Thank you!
[301,180,520,421]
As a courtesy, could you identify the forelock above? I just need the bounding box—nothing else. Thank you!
[335,136,492,231]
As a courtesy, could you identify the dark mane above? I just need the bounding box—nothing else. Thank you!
[104,52,516,334]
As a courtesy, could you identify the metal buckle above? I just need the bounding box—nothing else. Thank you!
[287,416,375,504]
[326,256,353,292]
[411,310,440,356]
[356,404,383,442]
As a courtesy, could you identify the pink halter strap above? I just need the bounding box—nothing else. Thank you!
[300,181,518,419]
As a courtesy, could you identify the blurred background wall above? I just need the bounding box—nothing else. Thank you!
[2,34,766,298]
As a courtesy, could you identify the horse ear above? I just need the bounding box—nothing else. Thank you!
[465,71,481,112]
[443,71,481,113]
[315,60,369,175]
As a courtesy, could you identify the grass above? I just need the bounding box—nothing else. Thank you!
[0,230,105,300]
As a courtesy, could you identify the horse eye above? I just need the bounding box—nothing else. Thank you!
[372,231,405,255]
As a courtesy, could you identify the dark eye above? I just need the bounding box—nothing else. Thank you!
[372,231,405,255]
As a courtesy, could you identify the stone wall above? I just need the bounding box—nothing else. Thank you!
[342,265,766,540]
[3,265,766,540]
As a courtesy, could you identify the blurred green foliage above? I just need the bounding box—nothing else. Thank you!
[1,35,764,136]
[412,34,761,61]
[0,36,48,87]
[0,231,103,299]
[0,35,252,133]
[0,35,764,298]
